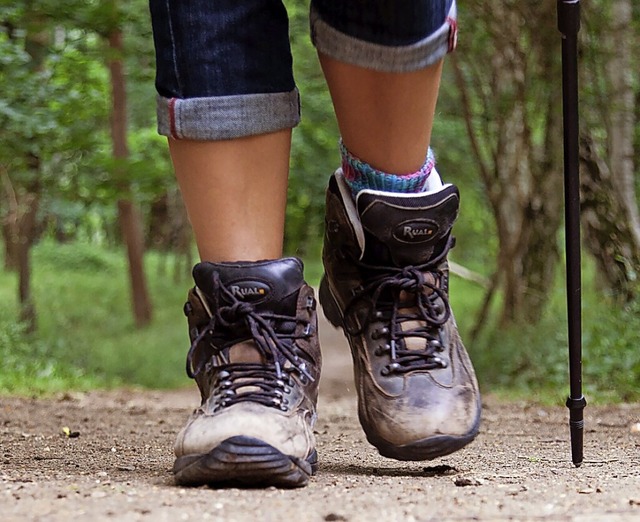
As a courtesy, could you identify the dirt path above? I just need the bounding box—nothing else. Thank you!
[2,314,640,521]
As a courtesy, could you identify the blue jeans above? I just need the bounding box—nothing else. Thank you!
[150,0,457,140]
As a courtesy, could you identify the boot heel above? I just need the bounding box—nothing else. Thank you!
[319,276,343,328]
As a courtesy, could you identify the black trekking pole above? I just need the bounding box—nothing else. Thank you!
[557,0,586,467]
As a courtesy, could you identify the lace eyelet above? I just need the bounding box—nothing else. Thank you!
[306,296,316,311]
[381,362,401,376]
[374,344,389,356]
[303,323,314,337]
[371,327,389,340]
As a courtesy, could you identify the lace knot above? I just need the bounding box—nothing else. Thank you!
[185,275,315,392]
[219,301,253,325]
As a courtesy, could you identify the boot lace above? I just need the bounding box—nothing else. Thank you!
[344,239,453,375]
[186,273,315,410]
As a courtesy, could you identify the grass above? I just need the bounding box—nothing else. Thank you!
[460,258,640,405]
[1,240,639,403]
[0,240,189,394]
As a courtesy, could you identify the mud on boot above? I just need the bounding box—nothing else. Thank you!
[320,170,481,461]
[174,258,321,487]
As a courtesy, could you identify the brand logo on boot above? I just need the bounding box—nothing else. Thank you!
[229,281,271,303]
[393,220,439,244]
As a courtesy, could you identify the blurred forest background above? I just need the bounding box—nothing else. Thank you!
[1,0,639,401]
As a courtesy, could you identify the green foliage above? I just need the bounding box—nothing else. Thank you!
[431,106,497,274]
[0,241,188,393]
[34,239,121,272]
[0,26,108,173]
[581,296,640,402]
[285,0,340,258]
[466,262,640,404]
[31,241,186,388]
[0,0,171,242]
[0,317,97,394]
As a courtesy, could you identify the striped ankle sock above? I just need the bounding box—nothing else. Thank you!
[340,140,435,196]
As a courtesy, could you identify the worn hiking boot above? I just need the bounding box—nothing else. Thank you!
[173,258,321,487]
[320,170,481,461]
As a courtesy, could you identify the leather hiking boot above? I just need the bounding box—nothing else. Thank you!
[173,258,321,487]
[319,170,481,461]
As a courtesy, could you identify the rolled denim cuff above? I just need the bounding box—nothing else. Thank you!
[310,2,457,73]
[156,89,301,140]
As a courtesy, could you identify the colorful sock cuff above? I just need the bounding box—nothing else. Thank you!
[340,140,435,195]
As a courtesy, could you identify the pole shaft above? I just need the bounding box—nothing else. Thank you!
[558,0,585,467]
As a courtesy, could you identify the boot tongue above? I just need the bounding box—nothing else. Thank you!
[356,185,460,267]
[192,258,304,364]
[192,257,304,316]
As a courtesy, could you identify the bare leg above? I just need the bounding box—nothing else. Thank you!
[319,54,443,173]
[168,129,291,262]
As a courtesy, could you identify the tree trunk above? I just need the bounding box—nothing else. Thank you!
[16,181,40,333]
[577,0,640,300]
[518,10,565,322]
[5,19,51,331]
[108,27,153,327]
[1,166,40,332]
[580,134,640,300]
[1,168,19,271]
[118,199,153,325]
[147,188,193,282]
[606,0,640,249]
